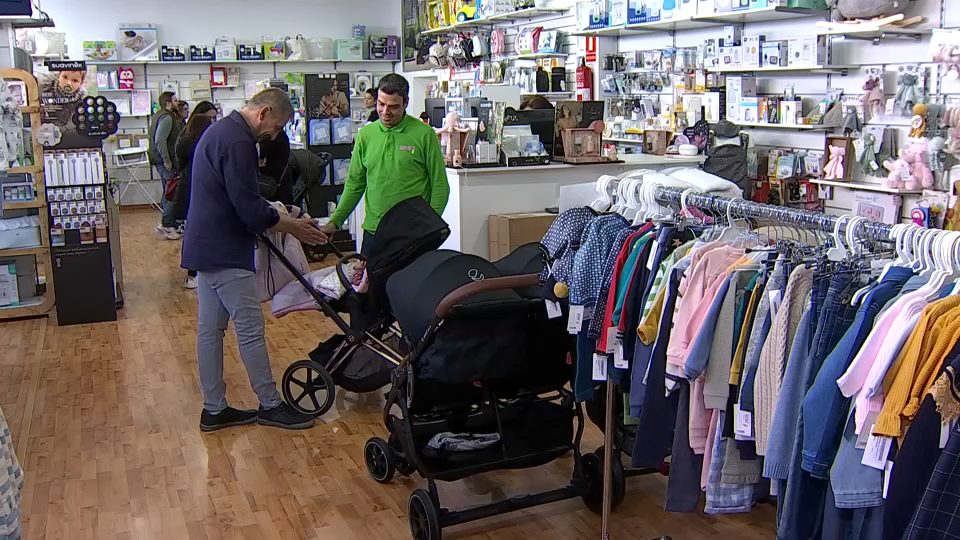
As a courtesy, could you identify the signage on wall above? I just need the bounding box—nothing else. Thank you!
[38,60,118,149]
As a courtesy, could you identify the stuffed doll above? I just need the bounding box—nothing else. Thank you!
[835,0,904,20]
[858,132,881,176]
[906,142,935,189]
[930,136,948,173]
[861,78,884,122]
[947,108,960,155]
[884,149,915,189]
[895,72,922,116]
[933,44,960,81]
[824,145,847,180]
[909,103,928,138]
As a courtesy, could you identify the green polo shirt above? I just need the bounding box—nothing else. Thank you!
[330,114,449,233]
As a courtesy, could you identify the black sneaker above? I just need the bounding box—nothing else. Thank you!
[257,402,316,430]
[200,407,258,432]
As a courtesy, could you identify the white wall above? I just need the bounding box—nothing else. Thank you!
[36,0,401,61]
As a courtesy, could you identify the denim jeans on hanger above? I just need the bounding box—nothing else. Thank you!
[801,266,914,478]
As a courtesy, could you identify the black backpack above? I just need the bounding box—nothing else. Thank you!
[703,132,751,197]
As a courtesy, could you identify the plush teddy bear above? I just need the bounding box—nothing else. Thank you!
[824,145,847,180]
[886,143,935,189]
[947,108,960,155]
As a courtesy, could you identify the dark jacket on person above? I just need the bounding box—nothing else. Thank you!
[148,108,183,166]
[171,126,207,221]
[181,111,279,273]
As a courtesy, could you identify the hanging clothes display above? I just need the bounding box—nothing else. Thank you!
[540,174,960,540]
[0,405,23,540]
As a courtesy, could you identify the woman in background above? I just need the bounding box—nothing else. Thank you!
[173,101,218,289]
[364,87,379,123]
[519,95,554,110]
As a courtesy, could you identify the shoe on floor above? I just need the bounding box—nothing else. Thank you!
[184,275,198,289]
[156,225,182,240]
[258,402,316,430]
[200,407,258,432]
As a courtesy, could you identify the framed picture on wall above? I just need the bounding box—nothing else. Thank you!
[305,74,351,118]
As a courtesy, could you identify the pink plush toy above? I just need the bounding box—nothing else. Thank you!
[824,145,846,180]
[884,143,934,190]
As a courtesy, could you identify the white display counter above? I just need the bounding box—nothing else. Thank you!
[439,154,705,258]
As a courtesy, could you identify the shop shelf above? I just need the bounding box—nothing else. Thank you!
[8,165,41,174]
[0,246,47,257]
[809,178,924,194]
[1,200,43,210]
[573,7,826,35]
[737,121,834,130]
[604,137,645,144]
[707,64,859,74]
[19,105,38,113]
[502,52,568,60]
[487,7,570,20]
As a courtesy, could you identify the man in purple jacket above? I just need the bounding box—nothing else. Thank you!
[182,88,327,432]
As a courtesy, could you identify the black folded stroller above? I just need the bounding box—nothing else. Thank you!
[362,244,625,540]
[262,196,450,418]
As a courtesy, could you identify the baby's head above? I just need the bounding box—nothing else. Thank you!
[57,70,85,95]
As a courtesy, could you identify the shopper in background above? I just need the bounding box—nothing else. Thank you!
[323,74,448,256]
[181,88,327,432]
[419,111,430,123]
[174,101,218,290]
[177,101,189,122]
[519,95,555,110]
[363,87,379,123]
[149,91,185,240]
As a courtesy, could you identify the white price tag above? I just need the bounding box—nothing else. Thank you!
[870,160,879,171]
[567,305,584,334]
[606,328,618,354]
[883,461,894,499]
[861,434,893,470]
[545,300,562,319]
[856,411,879,450]
[734,404,754,438]
[646,240,659,270]
[613,340,627,369]
[768,289,783,320]
[899,166,911,181]
[592,353,608,381]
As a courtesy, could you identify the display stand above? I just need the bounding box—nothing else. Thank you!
[0,68,55,319]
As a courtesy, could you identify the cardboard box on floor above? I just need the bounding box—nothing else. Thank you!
[488,212,557,261]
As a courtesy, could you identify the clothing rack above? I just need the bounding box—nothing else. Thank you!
[596,185,907,539]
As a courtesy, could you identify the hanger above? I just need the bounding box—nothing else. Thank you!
[714,198,746,245]
[922,230,955,301]
[621,178,642,220]
[827,215,851,262]
[590,175,618,212]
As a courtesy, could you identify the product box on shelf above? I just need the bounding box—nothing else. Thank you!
[0,263,18,307]
[488,213,558,261]
[262,39,285,60]
[732,0,750,10]
[722,25,742,47]
[740,97,759,123]
[83,41,118,62]
[118,24,159,61]
[214,36,236,60]
[237,43,265,61]
[750,0,768,8]
[743,35,764,68]
[788,35,826,67]
[336,39,366,61]
[189,44,215,61]
[697,0,715,16]
[718,46,742,68]
[761,41,786,67]
[579,0,610,29]
[780,100,801,124]
[714,0,733,13]
[368,35,399,60]
[160,45,186,61]
[610,0,627,26]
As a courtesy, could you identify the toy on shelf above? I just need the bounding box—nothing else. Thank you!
[930,136,949,190]
[947,107,960,155]
[884,143,934,190]
[857,132,881,176]
[456,0,477,22]
[861,77,883,122]
[824,145,847,180]
[894,66,922,116]
[435,111,469,167]
[909,103,927,138]
[931,30,960,81]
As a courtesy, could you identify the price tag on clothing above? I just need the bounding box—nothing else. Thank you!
[613,340,627,369]
[567,305,584,334]
[768,289,783,320]
[940,418,957,449]
[646,240,659,271]
[861,434,893,470]
[606,328,618,354]
[883,461,894,499]
[856,411,879,450]
[899,166,911,181]
[545,300,563,320]
[734,404,754,439]
[592,353,608,381]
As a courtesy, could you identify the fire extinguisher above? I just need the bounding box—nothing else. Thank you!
[576,58,593,102]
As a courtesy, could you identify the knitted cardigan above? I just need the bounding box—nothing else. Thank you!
[754,265,814,456]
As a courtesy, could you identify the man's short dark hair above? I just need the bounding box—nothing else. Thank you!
[377,74,409,100]
[158,91,176,109]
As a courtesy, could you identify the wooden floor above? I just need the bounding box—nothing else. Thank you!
[1,208,777,540]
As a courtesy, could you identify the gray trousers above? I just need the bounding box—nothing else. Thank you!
[196,268,282,413]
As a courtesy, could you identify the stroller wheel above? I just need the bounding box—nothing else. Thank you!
[304,243,329,263]
[282,360,336,417]
[364,437,396,484]
[581,452,626,514]
[408,489,442,540]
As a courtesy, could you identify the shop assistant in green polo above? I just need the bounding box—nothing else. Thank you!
[327,74,449,240]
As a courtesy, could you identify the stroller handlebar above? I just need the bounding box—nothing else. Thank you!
[435,273,540,319]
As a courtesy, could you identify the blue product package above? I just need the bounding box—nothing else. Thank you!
[309,119,331,146]
[333,159,350,185]
[331,117,354,144]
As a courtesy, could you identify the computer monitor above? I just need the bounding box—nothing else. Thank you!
[503,107,555,156]
[425,98,446,128]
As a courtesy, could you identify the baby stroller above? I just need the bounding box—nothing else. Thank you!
[261,196,450,417]
[362,245,626,540]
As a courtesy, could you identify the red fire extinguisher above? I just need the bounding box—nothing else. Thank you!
[576,58,593,102]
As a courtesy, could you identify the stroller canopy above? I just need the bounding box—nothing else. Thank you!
[366,196,450,284]
[387,250,530,342]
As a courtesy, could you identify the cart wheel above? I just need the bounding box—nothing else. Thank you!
[364,437,396,483]
[304,243,329,263]
[282,360,335,417]
[408,489,442,540]
[581,452,626,514]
